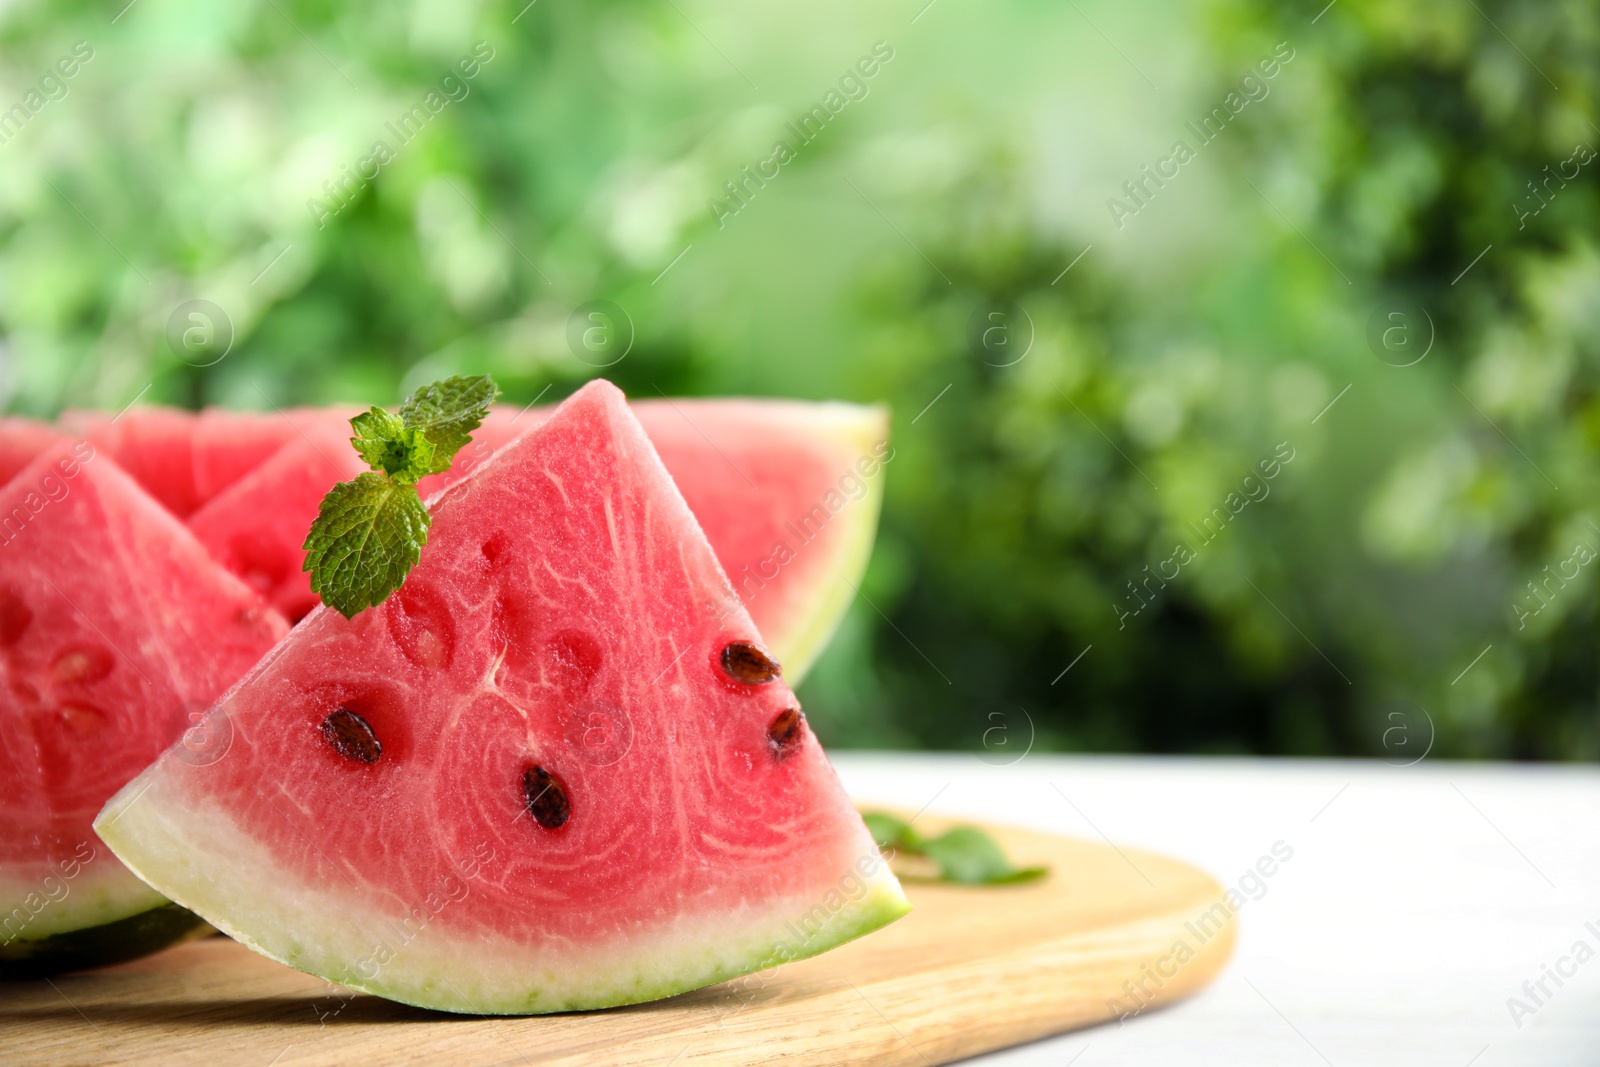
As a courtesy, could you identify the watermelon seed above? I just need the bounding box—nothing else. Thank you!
[320,708,382,765]
[720,642,782,685]
[523,766,570,829]
[767,707,805,759]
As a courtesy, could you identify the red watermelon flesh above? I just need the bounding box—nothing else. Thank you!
[419,399,890,682]
[0,418,64,488]
[190,408,302,503]
[60,406,358,519]
[188,421,368,623]
[413,404,528,501]
[97,380,907,1013]
[63,407,204,517]
[631,400,890,683]
[0,442,288,970]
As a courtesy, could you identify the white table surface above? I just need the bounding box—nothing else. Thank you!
[828,753,1600,1067]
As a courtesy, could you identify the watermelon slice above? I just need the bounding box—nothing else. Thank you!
[62,407,205,517]
[421,399,890,682]
[188,421,369,623]
[190,408,306,504]
[67,397,887,678]
[0,442,288,977]
[0,418,64,487]
[60,406,355,519]
[96,381,908,1013]
[632,400,890,683]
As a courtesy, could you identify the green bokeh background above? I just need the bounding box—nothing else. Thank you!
[4,0,1598,759]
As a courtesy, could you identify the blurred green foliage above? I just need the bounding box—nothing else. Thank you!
[3,0,1598,758]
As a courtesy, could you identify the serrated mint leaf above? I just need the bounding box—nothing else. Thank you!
[302,374,497,619]
[858,809,1047,886]
[399,374,499,473]
[302,472,432,619]
[364,427,437,485]
[919,826,1048,886]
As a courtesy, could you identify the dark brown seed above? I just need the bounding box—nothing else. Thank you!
[523,766,570,829]
[320,708,382,765]
[720,642,782,685]
[768,707,805,760]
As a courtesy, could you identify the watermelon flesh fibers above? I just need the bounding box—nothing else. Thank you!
[0,440,288,975]
[97,381,907,1012]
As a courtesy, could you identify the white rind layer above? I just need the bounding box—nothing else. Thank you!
[96,769,909,1014]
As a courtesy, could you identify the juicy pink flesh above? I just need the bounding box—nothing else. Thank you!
[0,442,287,873]
[60,406,359,519]
[188,420,367,623]
[0,418,64,488]
[163,381,866,943]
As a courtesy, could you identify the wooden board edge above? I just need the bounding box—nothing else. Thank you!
[567,871,1239,1067]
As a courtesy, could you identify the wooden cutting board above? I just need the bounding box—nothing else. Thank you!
[2,817,1235,1066]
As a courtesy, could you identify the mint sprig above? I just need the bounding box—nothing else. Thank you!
[303,375,499,618]
[861,810,1048,886]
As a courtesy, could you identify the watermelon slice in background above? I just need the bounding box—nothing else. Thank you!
[97,380,907,1013]
[421,399,890,682]
[188,421,368,623]
[0,442,288,977]
[61,407,205,517]
[0,418,63,487]
[60,406,357,518]
[189,408,303,504]
[632,399,890,684]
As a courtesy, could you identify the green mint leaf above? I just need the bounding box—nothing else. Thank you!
[349,407,438,483]
[303,374,497,619]
[862,811,920,852]
[302,472,432,618]
[399,374,499,474]
[350,406,404,468]
[858,809,1047,887]
[918,827,1048,886]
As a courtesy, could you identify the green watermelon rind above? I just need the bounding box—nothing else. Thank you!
[778,465,884,684]
[97,769,910,1015]
[0,902,211,980]
[756,404,889,685]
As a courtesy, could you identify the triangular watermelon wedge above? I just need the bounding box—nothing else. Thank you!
[0,417,64,487]
[61,407,205,517]
[60,406,358,519]
[188,421,369,622]
[97,380,908,1013]
[0,441,288,976]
